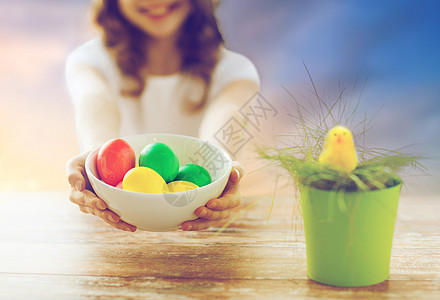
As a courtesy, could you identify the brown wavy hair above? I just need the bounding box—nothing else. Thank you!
[92,0,224,112]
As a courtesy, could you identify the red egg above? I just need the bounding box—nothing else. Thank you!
[97,138,136,187]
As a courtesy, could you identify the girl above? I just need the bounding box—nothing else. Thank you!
[66,0,260,232]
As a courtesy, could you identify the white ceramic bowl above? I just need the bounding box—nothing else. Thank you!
[85,134,232,231]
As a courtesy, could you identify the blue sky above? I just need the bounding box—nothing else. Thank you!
[218,0,439,142]
[217,0,440,193]
[218,0,440,89]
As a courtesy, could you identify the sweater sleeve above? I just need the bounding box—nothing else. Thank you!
[198,50,260,159]
[208,48,260,100]
[65,40,120,151]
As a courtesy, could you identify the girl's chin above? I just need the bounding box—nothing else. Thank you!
[143,27,179,40]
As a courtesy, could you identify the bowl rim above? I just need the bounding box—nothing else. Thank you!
[85,133,233,196]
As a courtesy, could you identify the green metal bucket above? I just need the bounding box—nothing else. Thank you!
[300,183,401,287]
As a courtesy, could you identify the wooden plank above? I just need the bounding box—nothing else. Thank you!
[1,274,439,299]
[0,191,439,298]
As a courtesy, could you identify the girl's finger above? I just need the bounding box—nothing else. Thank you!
[220,164,244,196]
[77,204,136,232]
[98,210,136,232]
[70,188,107,210]
[230,161,244,182]
[194,206,233,221]
[181,218,223,231]
[66,152,90,190]
[205,192,241,211]
[68,173,85,192]
[113,221,137,232]
[79,205,89,214]
[95,208,120,223]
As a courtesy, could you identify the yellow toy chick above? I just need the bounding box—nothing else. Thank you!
[318,125,358,173]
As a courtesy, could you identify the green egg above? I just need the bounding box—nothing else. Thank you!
[139,142,179,183]
[174,164,212,187]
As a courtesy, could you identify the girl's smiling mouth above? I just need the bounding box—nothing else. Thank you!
[139,1,182,20]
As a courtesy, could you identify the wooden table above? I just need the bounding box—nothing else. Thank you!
[0,191,439,299]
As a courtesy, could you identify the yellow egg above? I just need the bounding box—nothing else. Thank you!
[122,167,168,193]
[167,181,199,193]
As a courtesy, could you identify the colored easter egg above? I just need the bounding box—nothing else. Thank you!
[139,142,179,183]
[174,164,212,187]
[167,181,199,193]
[97,138,136,187]
[122,167,168,193]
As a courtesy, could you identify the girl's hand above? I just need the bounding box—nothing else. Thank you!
[181,162,244,231]
[66,152,137,232]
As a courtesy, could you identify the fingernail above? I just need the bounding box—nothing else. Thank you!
[75,181,83,191]
[184,225,192,231]
[208,201,217,209]
[97,202,106,210]
[199,209,207,217]
[109,215,117,222]
[234,169,240,181]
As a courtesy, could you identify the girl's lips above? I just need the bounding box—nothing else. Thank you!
[139,1,181,20]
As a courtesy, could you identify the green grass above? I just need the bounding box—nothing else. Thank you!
[259,68,424,192]
[259,147,420,192]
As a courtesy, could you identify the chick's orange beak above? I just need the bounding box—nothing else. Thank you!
[337,136,342,143]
